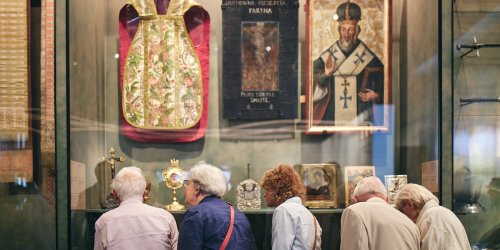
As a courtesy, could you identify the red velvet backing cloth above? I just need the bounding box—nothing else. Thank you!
[118,1,210,142]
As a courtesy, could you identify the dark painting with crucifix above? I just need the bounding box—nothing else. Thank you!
[305,0,391,133]
[222,0,299,120]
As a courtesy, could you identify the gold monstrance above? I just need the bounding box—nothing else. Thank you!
[162,159,185,211]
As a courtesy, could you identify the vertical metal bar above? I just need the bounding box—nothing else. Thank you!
[55,0,70,248]
[440,0,454,209]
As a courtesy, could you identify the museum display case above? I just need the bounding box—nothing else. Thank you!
[452,0,500,248]
[0,0,455,249]
[65,0,440,249]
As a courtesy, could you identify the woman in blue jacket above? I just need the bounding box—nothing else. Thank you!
[178,162,256,250]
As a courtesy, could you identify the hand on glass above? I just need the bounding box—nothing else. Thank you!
[358,88,379,102]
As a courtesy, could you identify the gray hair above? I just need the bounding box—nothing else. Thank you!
[189,161,227,197]
[111,166,146,201]
[394,183,439,210]
[352,176,387,199]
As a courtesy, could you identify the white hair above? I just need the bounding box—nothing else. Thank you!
[394,183,439,210]
[352,176,387,199]
[189,161,227,197]
[111,166,146,201]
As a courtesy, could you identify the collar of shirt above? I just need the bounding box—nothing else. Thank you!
[199,194,219,204]
[366,197,387,203]
[119,197,143,206]
[283,196,303,205]
[416,199,439,224]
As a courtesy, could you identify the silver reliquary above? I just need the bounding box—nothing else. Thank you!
[237,179,261,210]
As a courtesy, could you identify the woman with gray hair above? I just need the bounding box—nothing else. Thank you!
[178,162,256,250]
[394,183,471,250]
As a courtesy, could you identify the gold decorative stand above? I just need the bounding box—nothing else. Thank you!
[102,147,126,179]
[162,159,185,211]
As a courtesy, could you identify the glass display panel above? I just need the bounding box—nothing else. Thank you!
[67,0,439,249]
[0,0,56,248]
[453,0,500,248]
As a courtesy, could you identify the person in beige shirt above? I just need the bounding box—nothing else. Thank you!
[394,183,471,250]
[340,176,420,250]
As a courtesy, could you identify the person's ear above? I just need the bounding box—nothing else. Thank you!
[401,200,413,210]
[406,200,415,209]
[143,189,150,203]
[112,190,120,203]
[352,195,358,203]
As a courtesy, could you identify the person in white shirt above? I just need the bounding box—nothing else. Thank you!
[394,183,471,250]
[340,176,420,250]
[94,166,178,250]
[260,165,322,250]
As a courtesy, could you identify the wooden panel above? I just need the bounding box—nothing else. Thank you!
[0,0,29,141]
[41,0,55,153]
[0,149,33,182]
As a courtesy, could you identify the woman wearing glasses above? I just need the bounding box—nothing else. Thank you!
[178,161,256,250]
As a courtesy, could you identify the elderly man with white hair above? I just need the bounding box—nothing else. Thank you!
[340,176,420,250]
[394,183,471,250]
[178,162,256,250]
[94,166,178,250]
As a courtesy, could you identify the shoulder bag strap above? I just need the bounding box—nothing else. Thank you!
[312,214,318,250]
[219,205,235,250]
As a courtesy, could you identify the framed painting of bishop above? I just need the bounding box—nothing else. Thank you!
[305,0,391,133]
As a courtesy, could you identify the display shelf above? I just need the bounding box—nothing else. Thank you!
[82,207,344,214]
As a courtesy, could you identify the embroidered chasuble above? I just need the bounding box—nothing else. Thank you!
[119,0,210,142]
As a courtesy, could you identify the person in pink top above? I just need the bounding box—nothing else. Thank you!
[94,166,178,250]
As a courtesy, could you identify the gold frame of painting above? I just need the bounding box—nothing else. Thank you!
[300,163,338,208]
[344,166,375,206]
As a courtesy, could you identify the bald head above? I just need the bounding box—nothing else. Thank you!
[352,176,387,203]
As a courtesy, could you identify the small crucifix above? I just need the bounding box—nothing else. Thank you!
[102,147,125,179]
[340,78,352,109]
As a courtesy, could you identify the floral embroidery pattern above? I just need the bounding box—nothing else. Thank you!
[123,0,202,129]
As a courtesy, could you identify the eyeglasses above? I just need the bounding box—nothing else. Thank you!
[183,179,198,187]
